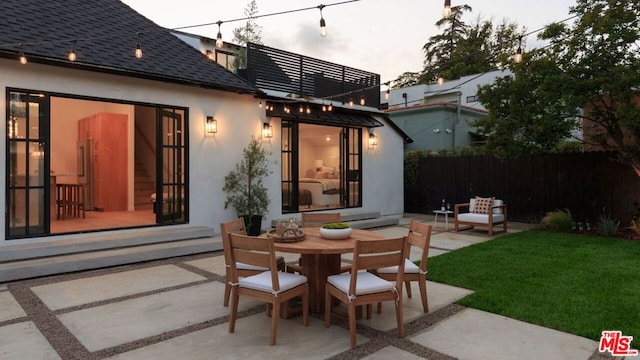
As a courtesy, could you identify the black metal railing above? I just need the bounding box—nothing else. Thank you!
[244,43,381,109]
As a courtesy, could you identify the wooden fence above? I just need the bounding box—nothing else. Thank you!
[405,151,640,226]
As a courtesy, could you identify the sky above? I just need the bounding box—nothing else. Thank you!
[121,0,577,83]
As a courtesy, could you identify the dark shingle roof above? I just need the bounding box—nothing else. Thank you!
[0,0,259,94]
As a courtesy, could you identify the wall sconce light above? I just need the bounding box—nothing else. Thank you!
[262,122,273,138]
[368,131,378,148]
[205,116,217,134]
[314,159,323,171]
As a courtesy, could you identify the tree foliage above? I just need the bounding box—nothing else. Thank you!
[394,4,522,87]
[231,0,262,72]
[476,0,640,174]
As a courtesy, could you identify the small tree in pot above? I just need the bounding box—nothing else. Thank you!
[223,136,272,235]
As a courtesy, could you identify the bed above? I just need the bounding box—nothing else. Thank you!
[299,178,341,207]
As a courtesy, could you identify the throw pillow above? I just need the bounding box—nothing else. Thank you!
[472,196,494,214]
[314,171,328,179]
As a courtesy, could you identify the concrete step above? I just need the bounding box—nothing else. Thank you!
[270,211,398,230]
[0,226,214,263]
[0,237,220,283]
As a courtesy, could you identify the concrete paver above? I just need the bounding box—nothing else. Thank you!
[32,265,206,310]
[411,308,598,360]
[0,290,26,322]
[0,322,61,360]
[361,346,426,360]
[57,282,259,352]
[106,316,362,360]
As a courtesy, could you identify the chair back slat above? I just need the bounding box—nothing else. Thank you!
[228,233,280,291]
[350,237,406,295]
[406,220,432,272]
[301,212,340,227]
[220,218,247,266]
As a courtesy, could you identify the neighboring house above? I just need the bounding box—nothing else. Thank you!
[382,70,511,152]
[0,0,407,257]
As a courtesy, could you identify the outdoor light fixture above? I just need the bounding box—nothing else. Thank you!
[205,116,217,134]
[318,5,327,37]
[206,50,215,61]
[327,103,333,111]
[359,95,366,106]
[514,36,523,63]
[443,0,452,18]
[368,131,378,148]
[437,77,445,85]
[216,21,224,48]
[18,51,27,64]
[262,122,273,138]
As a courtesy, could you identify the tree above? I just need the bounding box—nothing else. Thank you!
[231,0,262,72]
[476,0,640,174]
[396,4,522,87]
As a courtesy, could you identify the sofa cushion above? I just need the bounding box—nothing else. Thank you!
[458,213,505,224]
[472,197,494,214]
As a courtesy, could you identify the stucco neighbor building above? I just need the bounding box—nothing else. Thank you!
[0,0,408,280]
[382,70,512,152]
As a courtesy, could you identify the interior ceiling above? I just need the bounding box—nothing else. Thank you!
[299,123,341,146]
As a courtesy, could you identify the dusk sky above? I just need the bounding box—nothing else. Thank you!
[122,0,577,82]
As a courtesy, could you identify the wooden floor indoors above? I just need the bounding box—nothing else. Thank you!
[50,209,156,234]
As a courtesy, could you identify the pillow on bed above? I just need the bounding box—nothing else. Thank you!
[321,166,335,175]
[314,171,328,179]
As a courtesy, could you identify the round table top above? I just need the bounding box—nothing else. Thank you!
[271,227,384,255]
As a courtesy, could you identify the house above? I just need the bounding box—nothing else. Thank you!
[382,70,511,152]
[0,0,407,278]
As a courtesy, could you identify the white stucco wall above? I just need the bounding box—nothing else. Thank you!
[1,59,404,245]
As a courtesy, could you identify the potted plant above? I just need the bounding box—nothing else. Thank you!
[320,222,352,240]
[223,136,273,235]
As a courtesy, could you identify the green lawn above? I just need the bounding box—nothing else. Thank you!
[427,230,640,348]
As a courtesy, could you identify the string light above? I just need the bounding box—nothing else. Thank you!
[134,33,143,59]
[68,41,77,61]
[385,82,391,100]
[514,36,523,63]
[359,95,365,106]
[18,51,27,65]
[437,76,445,85]
[215,21,223,48]
[318,5,327,37]
[443,0,452,19]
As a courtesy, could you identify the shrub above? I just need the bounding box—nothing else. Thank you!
[541,209,573,232]
[597,213,620,237]
[322,222,351,229]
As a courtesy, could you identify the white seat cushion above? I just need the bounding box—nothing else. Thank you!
[376,258,422,274]
[458,213,505,224]
[239,271,307,294]
[236,256,284,271]
[327,272,394,296]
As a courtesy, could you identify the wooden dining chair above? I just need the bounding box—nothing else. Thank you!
[289,212,349,274]
[220,218,285,307]
[324,237,406,349]
[371,220,432,313]
[228,233,309,346]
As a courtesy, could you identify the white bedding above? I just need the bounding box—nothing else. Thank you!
[299,178,340,192]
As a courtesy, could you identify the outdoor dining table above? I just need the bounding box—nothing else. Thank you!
[270,226,384,314]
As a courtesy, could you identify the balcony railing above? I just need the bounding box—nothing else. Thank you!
[243,43,381,109]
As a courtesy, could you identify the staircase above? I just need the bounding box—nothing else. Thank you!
[0,227,219,283]
[134,160,155,211]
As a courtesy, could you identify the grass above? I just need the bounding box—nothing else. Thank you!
[427,230,640,348]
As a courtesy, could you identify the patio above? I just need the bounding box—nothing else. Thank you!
[0,216,602,359]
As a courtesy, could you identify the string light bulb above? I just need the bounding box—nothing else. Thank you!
[359,95,366,106]
[18,51,27,65]
[443,0,452,19]
[514,36,524,63]
[68,41,77,61]
[215,21,224,48]
[328,103,333,111]
[437,76,445,85]
[318,5,327,37]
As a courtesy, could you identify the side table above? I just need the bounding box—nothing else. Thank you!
[433,209,454,230]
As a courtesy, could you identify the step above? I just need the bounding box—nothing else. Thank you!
[346,216,400,229]
[270,211,381,227]
[0,226,214,263]
[0,237,221,283]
